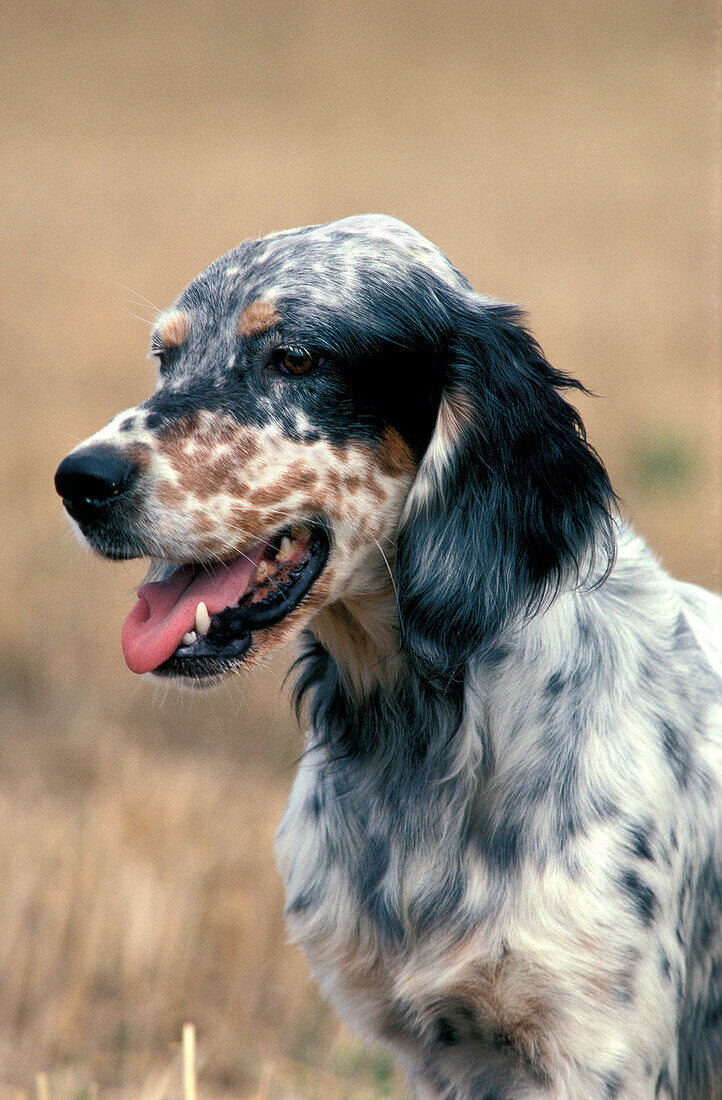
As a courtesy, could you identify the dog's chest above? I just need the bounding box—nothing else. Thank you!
[273,752,676,1088]
[273,757,561,1062]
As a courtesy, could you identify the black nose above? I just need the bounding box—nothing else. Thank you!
[55,445,139,523]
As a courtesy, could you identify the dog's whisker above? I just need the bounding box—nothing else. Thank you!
[115,283,162,314]
[203,544,287,598]
[372,537,399,613]
[120,308,155,327]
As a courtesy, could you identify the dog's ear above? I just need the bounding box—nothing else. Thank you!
[396,300,616,670]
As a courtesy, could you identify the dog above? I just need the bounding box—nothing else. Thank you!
[55,215,722,1099]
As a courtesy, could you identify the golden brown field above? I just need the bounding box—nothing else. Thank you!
[2,0,720,1095]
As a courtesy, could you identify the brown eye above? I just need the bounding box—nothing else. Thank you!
[273,345,315,376]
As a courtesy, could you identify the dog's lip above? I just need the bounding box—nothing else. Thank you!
[121,521,330,677]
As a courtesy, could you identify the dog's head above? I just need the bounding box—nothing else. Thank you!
[55,215,614,686]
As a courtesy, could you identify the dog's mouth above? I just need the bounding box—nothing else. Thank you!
[121,521,330,681]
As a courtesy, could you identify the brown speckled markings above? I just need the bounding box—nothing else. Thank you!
[247,468,319,506]
[125,442,152,471]
[163,415,408,672]
[155,481,187,509]
[145,412,413,557]
[399,938,554,1079]
[75,395,416,672]
[155,309,191,348]
[377,426,416,477]
[153,416,260,502]
[237,300,281,338]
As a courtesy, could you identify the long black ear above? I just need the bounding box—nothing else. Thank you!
[396,300,616,670]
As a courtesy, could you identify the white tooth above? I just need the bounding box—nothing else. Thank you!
[182,631,197,646]
[276,536,295,562]
[255,559,272,580]
[195,602,211,635]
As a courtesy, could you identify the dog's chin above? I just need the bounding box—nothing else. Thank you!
[149,635,253,688]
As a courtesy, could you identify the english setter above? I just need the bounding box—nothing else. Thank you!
[55,216,722,1099]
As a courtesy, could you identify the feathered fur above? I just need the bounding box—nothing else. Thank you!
[56,216,722,1099]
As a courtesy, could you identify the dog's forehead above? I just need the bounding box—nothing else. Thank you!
[174,215,469,324]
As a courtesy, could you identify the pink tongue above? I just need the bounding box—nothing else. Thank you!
[122,544,266,674]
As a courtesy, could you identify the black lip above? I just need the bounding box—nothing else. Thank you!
[152,634,254,684]
[221,531,330,632]
[152,521,330,682]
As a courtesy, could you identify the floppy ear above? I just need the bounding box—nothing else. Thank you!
[396,301,616,670]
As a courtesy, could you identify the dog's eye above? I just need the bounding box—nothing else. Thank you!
[272,346,316,376]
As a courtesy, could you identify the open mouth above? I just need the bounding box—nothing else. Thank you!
[121,521,330,682]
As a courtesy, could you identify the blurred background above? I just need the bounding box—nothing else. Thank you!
[2,0,720,1095]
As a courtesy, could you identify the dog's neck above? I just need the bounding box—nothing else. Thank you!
[298,532,642,783]
[300,568,469,774]
[309,547,405,698]
[310,589,402,698]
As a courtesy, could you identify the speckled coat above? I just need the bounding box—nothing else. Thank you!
[277,528,722,1098]
[56,216,722,1098]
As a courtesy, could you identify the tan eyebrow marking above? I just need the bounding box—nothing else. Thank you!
[237,300,281,338]
[154,310,191,349]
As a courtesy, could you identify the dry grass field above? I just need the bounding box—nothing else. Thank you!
[1,0,720,1095]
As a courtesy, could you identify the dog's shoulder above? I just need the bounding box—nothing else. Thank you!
[276,529,722,1094]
